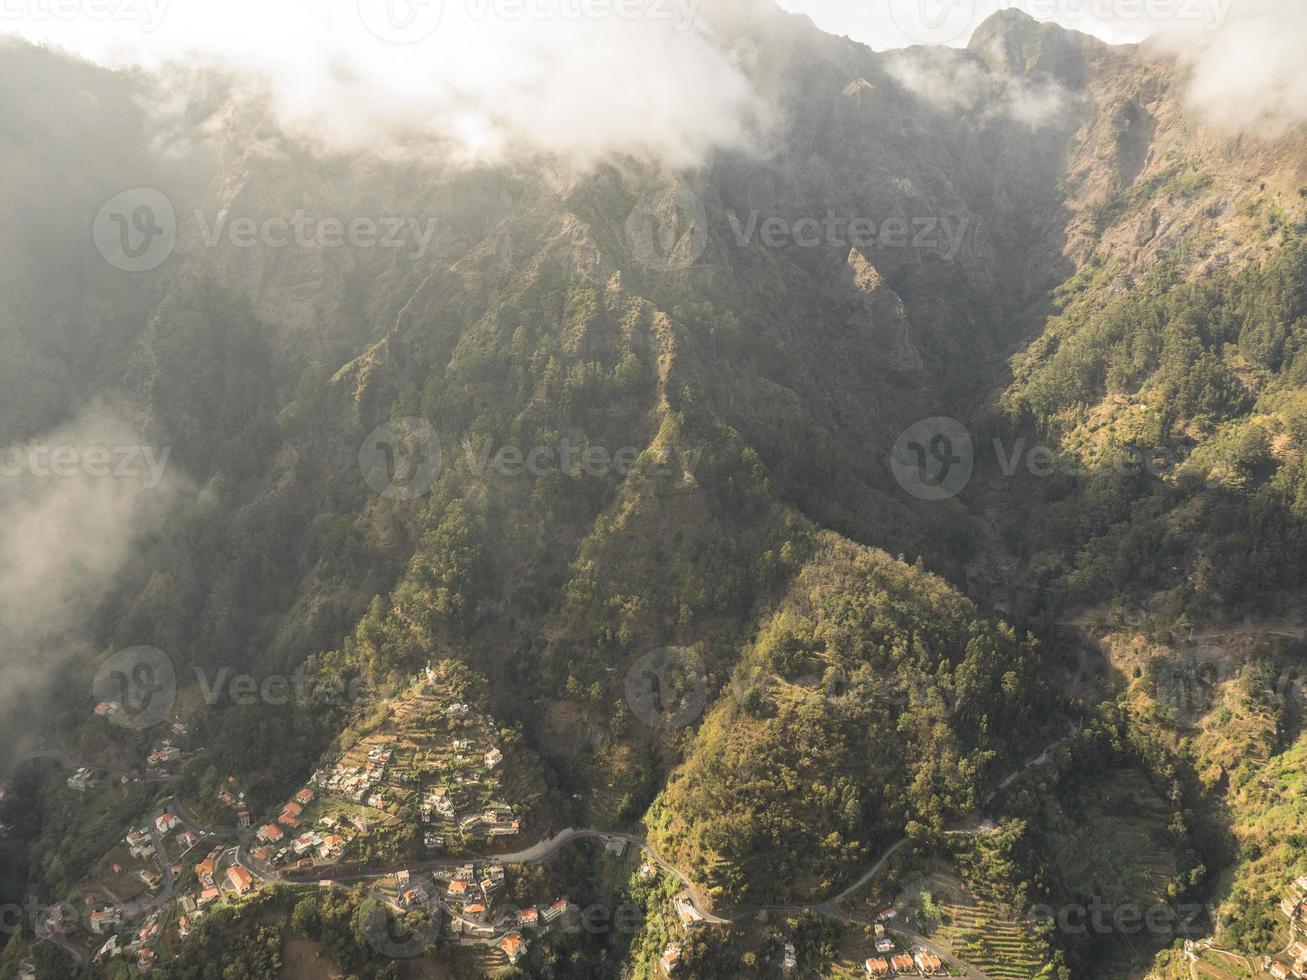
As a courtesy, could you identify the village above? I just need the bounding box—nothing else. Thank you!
[21,656,991,976]
[28,660,549,971]
[247,660,528,875]
[1267,874,1307,979]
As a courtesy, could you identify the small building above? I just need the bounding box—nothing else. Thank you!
[89,908,123,934]
[782,940,797,975]
[890,954,915,974]
[226,865,255,894]
[484,747,503,769]
[915,951,943,975]
[498,931,526,963]
[673,894,704,929]
[195,857,216,886]
[294,788,315,805]
[155,812,180,835]
[399,886,429,909]
[864,959,890,978]
[257,824,284,844]
[661,943,682,976]
[543,897,573,923]
[518,906,539,927]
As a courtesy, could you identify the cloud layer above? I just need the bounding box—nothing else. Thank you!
[1155,0,1307,138]
[5,0,763,168]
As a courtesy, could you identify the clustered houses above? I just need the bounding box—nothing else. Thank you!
[61,667,541,970]
[1273,878,1307,979]
[420,860,574,958]
[89,907,168,971]
[311,743,394,804]
[146,739,182,768]
[864,951,944,977]
[248,785,347,871]
[292,668,529,866]
[216,778,252,827]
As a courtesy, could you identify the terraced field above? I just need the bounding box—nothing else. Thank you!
[933,897,1051,980]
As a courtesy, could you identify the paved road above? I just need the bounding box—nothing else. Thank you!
[19,746,177,784]
[283,727,1074,979]
[34,728,1075,975]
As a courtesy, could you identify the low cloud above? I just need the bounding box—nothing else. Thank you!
[885,46,1070,127]
[1155,0,1307,138]
[0,403,184,745]
[6,0,763,169]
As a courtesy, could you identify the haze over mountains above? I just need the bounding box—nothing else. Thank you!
[1,1,1306,977]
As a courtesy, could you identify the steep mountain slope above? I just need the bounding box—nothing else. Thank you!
[1,4,1306,977]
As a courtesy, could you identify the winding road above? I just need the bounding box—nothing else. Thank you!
[279,726,1076,978]
[31,725,1076,975]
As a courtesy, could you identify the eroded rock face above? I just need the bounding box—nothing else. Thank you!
[832,248,923,376]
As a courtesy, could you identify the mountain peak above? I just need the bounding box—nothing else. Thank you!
[967,8,1089,86]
